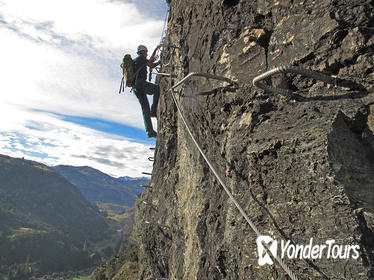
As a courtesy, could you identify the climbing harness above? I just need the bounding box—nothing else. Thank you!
[253,65,337,95]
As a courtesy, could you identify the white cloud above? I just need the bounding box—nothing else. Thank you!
[0,0,165,175]
[0,106,154,177]
[0,0,164,128]
[0,0,162,51]
[0,27,148,129]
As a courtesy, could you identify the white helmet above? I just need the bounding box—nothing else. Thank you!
[137,45,148,53]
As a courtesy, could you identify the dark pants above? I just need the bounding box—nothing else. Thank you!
[134,79,160,133]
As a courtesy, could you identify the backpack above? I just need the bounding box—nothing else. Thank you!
[119,54,135,93]
[119,54,147,93]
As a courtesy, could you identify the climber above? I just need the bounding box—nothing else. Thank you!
[133,44,161,138]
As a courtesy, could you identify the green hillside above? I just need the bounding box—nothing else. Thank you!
[0,155,113,278]
[54,165,147,207]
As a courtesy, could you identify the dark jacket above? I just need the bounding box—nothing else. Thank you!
[134,54,148,81]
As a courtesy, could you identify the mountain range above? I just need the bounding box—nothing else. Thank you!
[0,154,114,278]
[54,165,148,207]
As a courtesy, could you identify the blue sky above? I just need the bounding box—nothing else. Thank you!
[0,0,168,177]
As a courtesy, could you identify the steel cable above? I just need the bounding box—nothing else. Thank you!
[253,66,337,95]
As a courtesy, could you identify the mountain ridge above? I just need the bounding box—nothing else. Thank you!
[54,165,147,207]
[0,154,114,278]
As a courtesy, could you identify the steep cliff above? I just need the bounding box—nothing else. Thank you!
[135,0,374,279]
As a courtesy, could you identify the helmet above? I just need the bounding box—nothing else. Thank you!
[137,45,148,53]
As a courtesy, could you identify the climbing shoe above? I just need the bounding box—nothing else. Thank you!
[147,130,157,138]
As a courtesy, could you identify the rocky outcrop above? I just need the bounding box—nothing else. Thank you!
[135,0,374,279]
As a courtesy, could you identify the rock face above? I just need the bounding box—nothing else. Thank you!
[135,0,374,279]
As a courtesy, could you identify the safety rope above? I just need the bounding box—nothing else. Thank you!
[167,70,299,280]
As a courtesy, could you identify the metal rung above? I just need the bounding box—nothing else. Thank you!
[253,66,337,95]
[153,72,171,76]
[172,72,237,90]
[142,172,152,176]
[142,200,158,211]
[145,220,170,229]
[148,157,154,162]
[152,72,177,77]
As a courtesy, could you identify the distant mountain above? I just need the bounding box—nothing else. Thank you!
[0,155,112,277]
[118,176,149,189]
[119,176,138,181]
[54,166,148,207]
